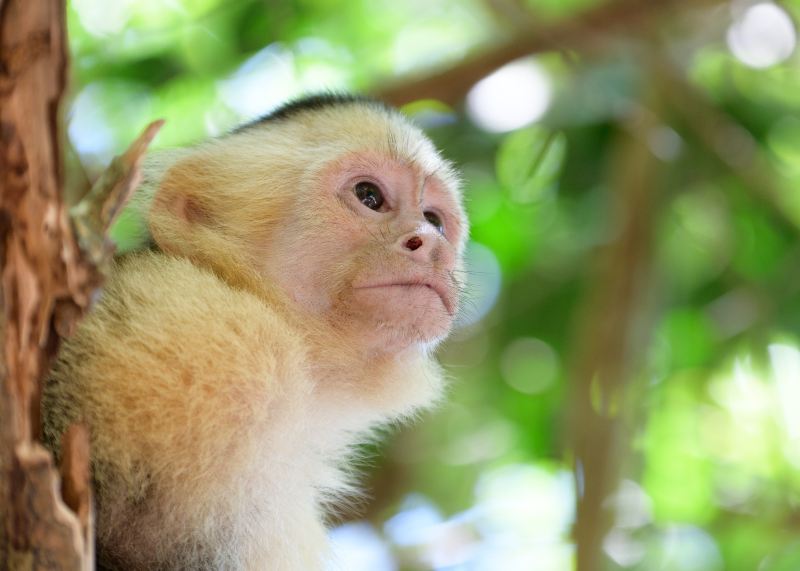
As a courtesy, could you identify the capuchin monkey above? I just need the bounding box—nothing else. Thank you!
[42,94,467,570]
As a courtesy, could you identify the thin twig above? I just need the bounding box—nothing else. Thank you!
[651,54,800,232]
[69,119,164,268]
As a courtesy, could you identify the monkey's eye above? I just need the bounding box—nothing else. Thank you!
[424,211,444,234]
[354,182,385,211]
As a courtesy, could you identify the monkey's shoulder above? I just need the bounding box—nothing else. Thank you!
[54,251,310,403]
[103,251,298,345]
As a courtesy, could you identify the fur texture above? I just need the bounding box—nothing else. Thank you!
[43,96,466,570]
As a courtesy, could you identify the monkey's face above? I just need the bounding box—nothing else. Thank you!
[264,149,466,353]
[150,107,467,354]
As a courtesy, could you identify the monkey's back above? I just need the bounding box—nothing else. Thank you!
[43,251,329,570]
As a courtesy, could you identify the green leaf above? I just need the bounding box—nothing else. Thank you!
[644,373,718,524]
[496,127,566,204]
[732,209,787,281]
[760,543,800,571]
[658,187,732,294]
[658,309,718,370]
[523,0,602,20]
[109,208,148,253]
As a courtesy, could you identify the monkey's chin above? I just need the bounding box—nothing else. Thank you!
[350,285,453,350]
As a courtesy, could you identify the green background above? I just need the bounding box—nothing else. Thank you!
[64,0,800,569]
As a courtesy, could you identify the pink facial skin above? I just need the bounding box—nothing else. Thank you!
[262,151,465,355]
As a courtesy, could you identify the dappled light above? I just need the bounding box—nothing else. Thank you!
[727,1,796,68]
[218,44,299,120]
[466,59,553,133]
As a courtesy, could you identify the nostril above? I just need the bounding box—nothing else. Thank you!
[405,236,423,251]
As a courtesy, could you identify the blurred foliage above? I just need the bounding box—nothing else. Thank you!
[65,0,800,569]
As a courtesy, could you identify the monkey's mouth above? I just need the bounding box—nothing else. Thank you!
[353,282,453,315]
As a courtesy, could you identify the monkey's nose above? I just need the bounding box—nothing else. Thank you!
[405,236,423,251]
[397,231,436,262]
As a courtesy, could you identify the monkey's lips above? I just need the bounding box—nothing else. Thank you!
[353,281,454,315]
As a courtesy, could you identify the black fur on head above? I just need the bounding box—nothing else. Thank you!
[231,92,391,134]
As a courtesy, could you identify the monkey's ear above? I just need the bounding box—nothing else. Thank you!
[147,154,261,291]
[157,187,211,226]
[149,155,216,256]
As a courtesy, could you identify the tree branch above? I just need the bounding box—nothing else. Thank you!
[567,99,661,571]
[70,119,163,269]
[374,0,722,107]
[651,53,800,231]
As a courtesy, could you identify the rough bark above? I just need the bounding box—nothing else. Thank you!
[0,1,160,567]
[0,0,94,568]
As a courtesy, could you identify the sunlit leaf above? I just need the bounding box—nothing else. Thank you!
[658,187,733,294]
[496,127,566,204]
[658,309,718,370]
[732,209,788,281]
[643,374,718,524]
[523,0,601,20]
[109,208,148,253]
[760,543,800,571]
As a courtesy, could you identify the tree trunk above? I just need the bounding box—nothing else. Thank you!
[0,1,94,568]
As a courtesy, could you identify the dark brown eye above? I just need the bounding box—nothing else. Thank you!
[354,182,384,211]
[424,211,444,234]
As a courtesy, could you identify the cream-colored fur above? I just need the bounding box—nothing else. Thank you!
[43,98,465,570]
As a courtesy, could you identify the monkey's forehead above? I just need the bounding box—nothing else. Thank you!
[233,104,462,199]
